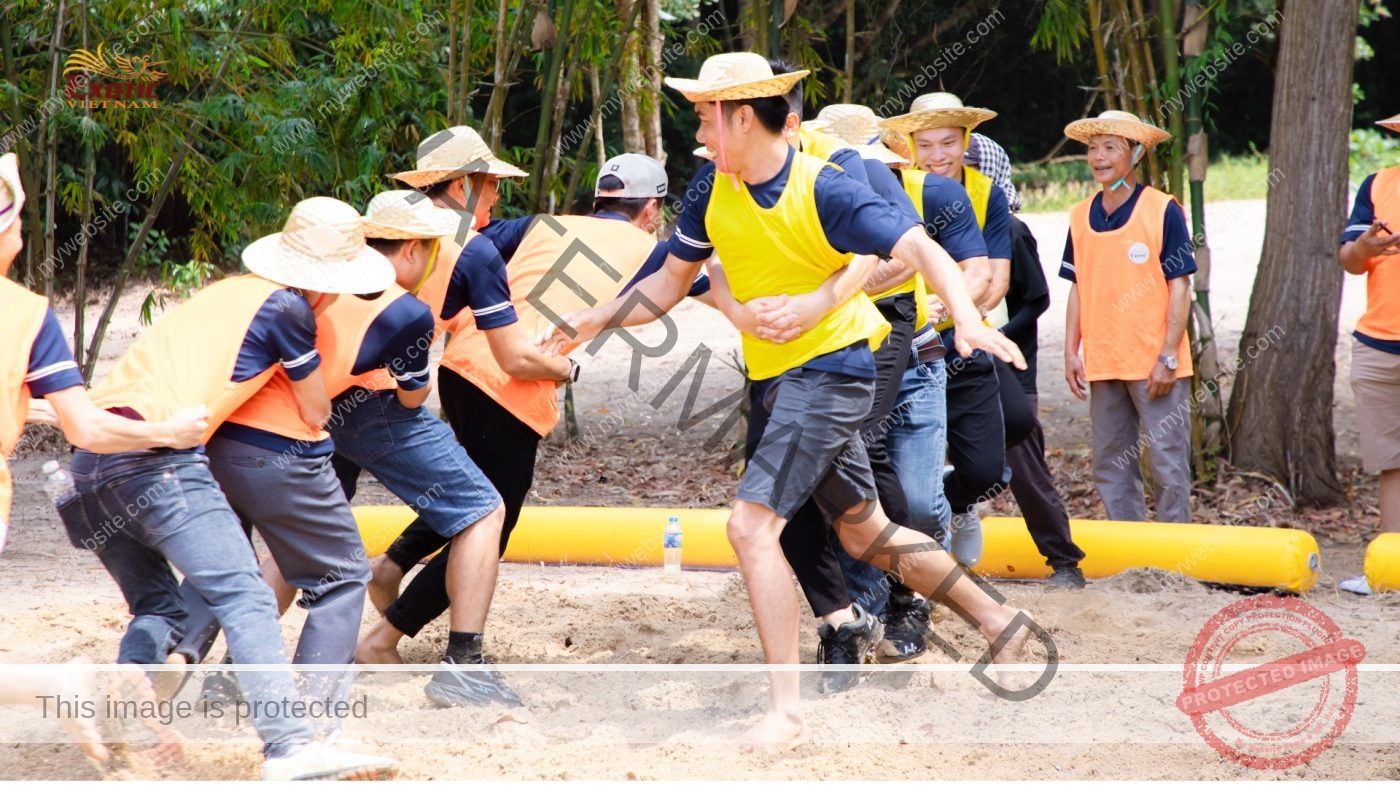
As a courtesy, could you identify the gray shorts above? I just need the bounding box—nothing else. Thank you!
[736,367,879,522]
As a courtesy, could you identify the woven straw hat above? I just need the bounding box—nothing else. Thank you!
[812,104,910,166]
[362,190,464,239]
[242,197,396,294]
[391,126,528,190]
[1377,114,1400,133]
[0,153,24,234]
[880,92,997,136]
[1065,110,1172,147]
[664,52,809,102]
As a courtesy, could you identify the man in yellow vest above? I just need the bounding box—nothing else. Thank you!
[1060,110,1195,525]
[356,155,669,664]
[0,153,211,773]
[1336,112,1400,595]
[74,195,401,779]
[540,53,1046,749]
[885,94,1085,592]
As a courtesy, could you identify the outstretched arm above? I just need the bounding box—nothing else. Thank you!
[539,254,702,354]
[44,387,208,452]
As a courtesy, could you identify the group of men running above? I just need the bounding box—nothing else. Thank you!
[10,46,1380,774]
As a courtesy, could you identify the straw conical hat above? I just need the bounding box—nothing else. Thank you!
[391,125,528,190]
[362,190,465,240]
[812,104,910,166]
[242,197,396,294]
[880,92,997,136]
[1064,110,1172,147]
[664,52,809,102]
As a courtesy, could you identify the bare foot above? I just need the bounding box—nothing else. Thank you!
[355,622,406,665]
[980,607,1033,670]
[151,652,190,701]
[736,710,809,753]
[55,661,110,768]
[366,555,405,614]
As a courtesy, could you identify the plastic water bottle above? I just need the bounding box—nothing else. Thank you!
[663,515,682,575]
[42,460,75,505]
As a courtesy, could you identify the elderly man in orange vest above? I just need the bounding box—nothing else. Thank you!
[1336,112,1400,595]
[1060,111,1195,524]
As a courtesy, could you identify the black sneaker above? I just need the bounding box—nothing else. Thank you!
[816,604,883,694]
[198,658,243,707]
[424,656,523,708]
[875,589,931,663]
[1046,565,1087,590]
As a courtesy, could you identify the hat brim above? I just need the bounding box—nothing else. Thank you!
[362,211,465,240]
[693,146,714,160]
[390,159,529,189]
[663,70,810,102]
[1065,118,1172,147]
[0,153,24,234]
[1376,115,1400,133]
[858,142,909,167]
[880,107,996,136]
[242,233,397,295]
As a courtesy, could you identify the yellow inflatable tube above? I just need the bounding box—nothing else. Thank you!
[355,506,1320,591]
[1364,533,1400,593]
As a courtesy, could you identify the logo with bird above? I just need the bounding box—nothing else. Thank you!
[63,43,167,82]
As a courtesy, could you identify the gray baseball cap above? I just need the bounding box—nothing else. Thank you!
[596,153,668,198]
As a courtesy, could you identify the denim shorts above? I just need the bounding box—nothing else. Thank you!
[328,389,502,539]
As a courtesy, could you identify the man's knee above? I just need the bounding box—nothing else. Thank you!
[727,502,780,554]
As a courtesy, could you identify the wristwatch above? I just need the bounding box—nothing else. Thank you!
[1158,354,1179,371]
[565,358,581,383]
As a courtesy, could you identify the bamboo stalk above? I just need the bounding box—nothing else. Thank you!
[561,0,645,208]
[529,0,571,209]
[40,0,68,298]
[73,0,93,370]
[1156,0,1186,200]
[843,0,854,102]
[1088,0,1116,111]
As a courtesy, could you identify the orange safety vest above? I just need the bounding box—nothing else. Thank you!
[416,230,477,336]
[439,215,658,436]
[1069,186,1193,381]
[0,278,50,523]
[1357,166,1400,342]
[224,286,414,441]
[89,274,288,443]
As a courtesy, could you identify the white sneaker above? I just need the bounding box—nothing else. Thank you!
[261,742,398,781]
[948,510,983,568]
[1339,575,1372,595]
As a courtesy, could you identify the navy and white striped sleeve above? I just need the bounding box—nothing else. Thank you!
[234,290,320,382]
[441,234,518,330]
[26,310,84,396]
[1059,232,1076,282]
[1341,175,1377,245]
[357,294,436,391]
[667,164,717,263]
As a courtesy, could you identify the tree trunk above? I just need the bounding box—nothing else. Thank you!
[617,0,644,153]
[642,0,664,162]
[482,0,539,149]
[73,0,93,371]
[1225,1,1358,507]
[1088,0,1117,111]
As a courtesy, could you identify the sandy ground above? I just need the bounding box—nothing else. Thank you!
[1,199,1394,781]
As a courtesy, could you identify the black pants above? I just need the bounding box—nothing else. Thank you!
[775,296,916,618]
[372,369,541,638]
[1007,394,1085,568]
[941,345,1035,515]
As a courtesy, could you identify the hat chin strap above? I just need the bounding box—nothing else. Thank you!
[1110,143,1145,192]
[714,101,740,191]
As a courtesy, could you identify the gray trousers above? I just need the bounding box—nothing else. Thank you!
[1089,379,1193,524]
[177,437,368,707]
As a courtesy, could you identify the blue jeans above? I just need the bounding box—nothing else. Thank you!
[328,389,502,539]
[836,360,951,616]
[66,449,314,758]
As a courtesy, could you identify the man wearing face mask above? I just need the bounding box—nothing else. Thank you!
[1060,111,1195,525]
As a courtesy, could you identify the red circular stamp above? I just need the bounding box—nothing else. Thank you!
[1176,596,1365,769]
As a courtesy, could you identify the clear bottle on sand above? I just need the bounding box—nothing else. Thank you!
[41,460,75,505]
[663,515,682,575]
